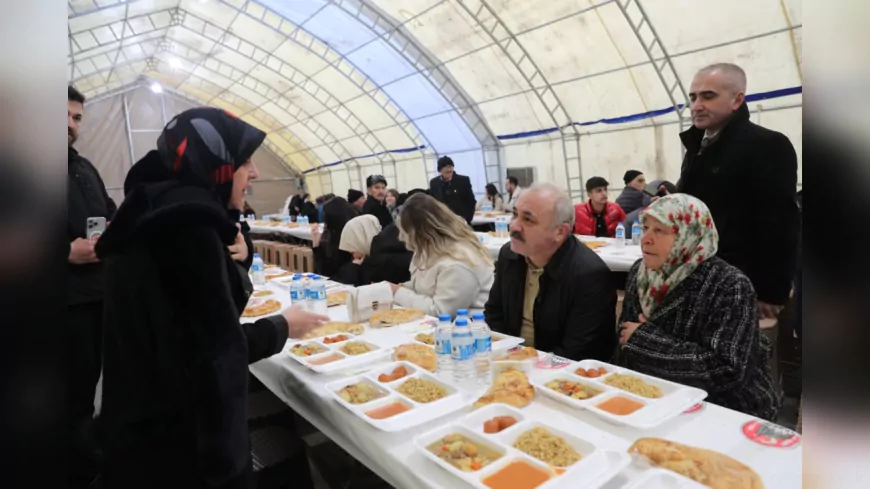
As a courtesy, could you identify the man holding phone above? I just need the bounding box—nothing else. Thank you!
[68,85,116,488]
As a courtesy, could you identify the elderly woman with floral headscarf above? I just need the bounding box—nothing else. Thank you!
[618,194,780,420]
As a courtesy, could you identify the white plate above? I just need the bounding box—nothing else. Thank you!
[622,468,708,489]
[532,361,707,429]
[286,337,391,374]
[326,364,467,432]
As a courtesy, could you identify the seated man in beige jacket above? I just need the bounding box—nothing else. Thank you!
[387,193,494,317]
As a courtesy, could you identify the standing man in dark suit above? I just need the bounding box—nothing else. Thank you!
[676,63,799,319]
[428,156,476,224]
[67,85,117,488]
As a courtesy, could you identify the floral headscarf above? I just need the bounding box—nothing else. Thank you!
[636,194,719,318]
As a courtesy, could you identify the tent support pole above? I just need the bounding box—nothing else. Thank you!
[122,93,135,168]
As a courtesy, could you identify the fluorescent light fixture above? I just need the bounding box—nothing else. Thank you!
[150,82,163,94]
[168,57,182,70]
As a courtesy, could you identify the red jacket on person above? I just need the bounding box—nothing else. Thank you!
[573,201,626,237]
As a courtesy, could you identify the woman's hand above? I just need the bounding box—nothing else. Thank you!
[228,225,248,262]
[619,314,646,346]
[282,304,330,339]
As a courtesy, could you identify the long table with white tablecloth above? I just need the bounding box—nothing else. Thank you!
[247,281,801,489]
[480,235,643,273]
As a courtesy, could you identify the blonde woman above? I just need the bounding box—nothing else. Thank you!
[389,193,495,317]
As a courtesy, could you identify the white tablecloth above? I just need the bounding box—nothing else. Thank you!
[480,235,643,272]
[247,284,801,489]
[248,222,324,241]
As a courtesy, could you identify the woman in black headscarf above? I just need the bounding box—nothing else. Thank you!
[310,196,359,277]
[95,108,327,489]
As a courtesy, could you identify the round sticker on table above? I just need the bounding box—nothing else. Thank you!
[742,420,801,448]
[683,402,705,414]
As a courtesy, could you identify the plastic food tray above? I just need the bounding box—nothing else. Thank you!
[622,468,708,489]
[414,404,630,489]
[532,360,707,429]
[325,361,467,432]
[489,332,525,352]
[285,334,391,374]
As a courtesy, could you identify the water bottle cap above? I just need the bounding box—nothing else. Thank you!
[618,222,624,226]
[438,314,451,321]
[455,318,468,326]
[456,309,469,316]
[471,312,485,320]
[253,253,260,259]
[292,274,302,280]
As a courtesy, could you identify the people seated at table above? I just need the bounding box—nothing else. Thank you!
[615,169,651,214]
[389,193,494,316]
[332,215,382,286]
[476,183,505,212]
[288,193,318,223]
[504,175,524,213]
[624,180,678,239]
[311,196,360,277]
[347,188,365,211]
[573,176,626,237]
[485,183,617,361]
[429,155,477,224]
[94,108,329,488]
[386,188,400,222]
[362,174,393,227]
[618,194,780,421]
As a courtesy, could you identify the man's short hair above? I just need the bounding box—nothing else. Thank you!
[68,85,85,104]
[506,175,519,186]
[696,63,747,93]
[437,156,454,171]
[585,176,609,193]
[526,182,575,230]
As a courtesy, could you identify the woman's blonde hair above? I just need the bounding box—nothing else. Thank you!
[398,193,493,269]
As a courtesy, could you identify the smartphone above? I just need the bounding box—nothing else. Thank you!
[86,217,107,240]
[642,183,662,197]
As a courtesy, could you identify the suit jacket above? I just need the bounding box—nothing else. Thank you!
[677,102,799,304]
[429,174,476,224]
[484,237,616,361]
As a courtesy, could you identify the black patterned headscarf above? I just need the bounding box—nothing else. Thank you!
[125,107,265,207]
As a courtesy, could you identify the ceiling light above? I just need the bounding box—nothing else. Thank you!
[168,57,183,70]
[150,82,163,94]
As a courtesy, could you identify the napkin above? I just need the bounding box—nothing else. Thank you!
[346,282,393,323]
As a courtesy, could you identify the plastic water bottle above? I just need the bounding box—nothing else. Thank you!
[482,202,493,213]
[282,215,291,226]
[239,213,245,223]
[615,222,626,248]
[455,309,469,324]
[289,274,305,307]
[495,217,508,238]
[299,215,309,228]
[435,314,453,381]
[451,318,476,391]
[251,253,265,286]
[631,220,642,246]
[471,313,492,388]
[308,275,328,315]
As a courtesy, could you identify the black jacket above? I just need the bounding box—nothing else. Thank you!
[621,257,780,420]
[484,238,616,361]
[362,196,393,228]
[332,223,412,286]
[677,103,799,304]
[429,174,476,224]
[615,186,650,215]
[95,182,288,489]
[68,148,117,305]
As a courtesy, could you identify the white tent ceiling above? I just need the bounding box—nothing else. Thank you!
[68,0,802,199]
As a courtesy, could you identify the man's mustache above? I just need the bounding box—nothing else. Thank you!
[510,230,524,242]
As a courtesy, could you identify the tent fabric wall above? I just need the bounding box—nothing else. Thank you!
[69,0,802,202]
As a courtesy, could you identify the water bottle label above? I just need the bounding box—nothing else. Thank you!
[290,290,302,301]
[616,229,625,238]
[474,337,492,354]
[452,341,474,361]
[435,338,451,356]
[310,289,326,300]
